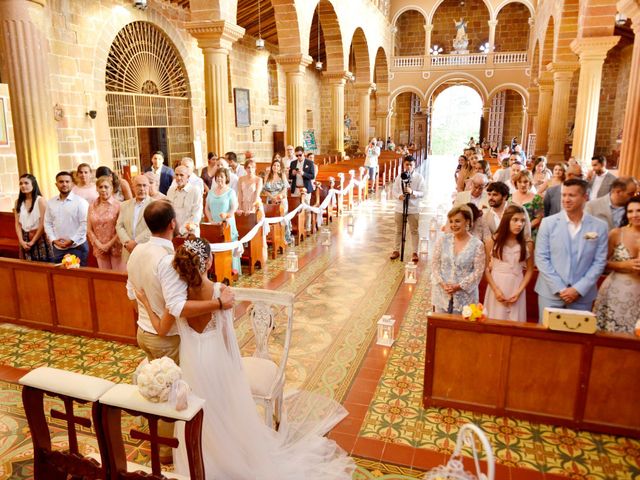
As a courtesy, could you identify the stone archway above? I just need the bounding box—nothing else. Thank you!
[394,10,427,56]
[430,85,483,155]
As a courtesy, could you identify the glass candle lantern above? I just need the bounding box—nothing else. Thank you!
[377,315,395,347]
[418,237,429,255]
[404,263,417,284]
[320,227,331,246]
[429,217,438,240]
[347,212,355,227]
[285,251,298,272]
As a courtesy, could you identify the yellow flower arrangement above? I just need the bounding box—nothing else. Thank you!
[462,303,486,322]
[61,253,80,269]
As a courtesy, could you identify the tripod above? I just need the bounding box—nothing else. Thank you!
[399,184,411,262]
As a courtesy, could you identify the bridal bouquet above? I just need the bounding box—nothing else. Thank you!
[61,254,80,269]
[135,357,189,409]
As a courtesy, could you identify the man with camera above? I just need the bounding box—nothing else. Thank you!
[390,155,425,263]
[364,137,381,192]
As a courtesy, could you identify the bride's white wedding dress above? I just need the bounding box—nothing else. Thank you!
[173,284,355,479]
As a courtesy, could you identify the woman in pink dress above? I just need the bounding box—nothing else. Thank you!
[237,159,264,214]
[483,204,534,322]
[87,176,125,271]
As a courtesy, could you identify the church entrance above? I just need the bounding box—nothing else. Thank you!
[430,85,482,156]
[104,21,193,173]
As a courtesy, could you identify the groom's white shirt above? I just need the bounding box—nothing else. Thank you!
[126,236,186,336]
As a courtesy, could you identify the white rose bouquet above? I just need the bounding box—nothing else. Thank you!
[135,357,189,409]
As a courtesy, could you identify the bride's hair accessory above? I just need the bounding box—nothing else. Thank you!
[134,356,190,410]
[183,238,208,273]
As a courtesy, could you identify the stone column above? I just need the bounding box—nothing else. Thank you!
[617,0,640,177]
[425,24,433,56]
[355,83,373,147]
[0,0,59,196]
[481,106,490,141]
[525,85,539,150]
[546,63,577,162]
[325,72,348,155]
[188,20,244,156]
[535,72,554,154]
[375,92,390,139]
[390,26,398,56]
[570,36,620,168]
[488,20,498,51]
[278,54,312,147]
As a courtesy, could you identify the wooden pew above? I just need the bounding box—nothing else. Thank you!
[263,204,286,259]
[234,211,263,274]
[424,313,640,439]
[286,195,307,244]
[200,222,234,284]
[0,257,136,343]
[0,211,20,258]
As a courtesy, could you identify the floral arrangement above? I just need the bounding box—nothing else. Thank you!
[462,303,486,322]
[135,357,185,406]
[61,254,80,269]
[184,222,197,233]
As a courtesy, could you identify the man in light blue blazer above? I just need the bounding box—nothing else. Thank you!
[534,178,608,323]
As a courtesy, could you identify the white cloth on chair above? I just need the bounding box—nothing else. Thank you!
[173,283,355,479]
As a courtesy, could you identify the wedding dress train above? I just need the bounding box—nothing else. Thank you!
[173,284,355,479]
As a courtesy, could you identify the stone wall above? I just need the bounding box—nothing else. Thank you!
[566,70,580,147]
[390,92,412,145]
[495,3,530,52]
[431,0,490,54]
[595,42,632,158]
[395,10,426,56]
[502,90,525,146]
[0,84,18,211]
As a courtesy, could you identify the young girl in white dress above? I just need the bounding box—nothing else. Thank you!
[483,205,534,322]
[135,236,354,479]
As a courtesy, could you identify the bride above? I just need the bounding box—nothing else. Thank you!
[135,236,355,479]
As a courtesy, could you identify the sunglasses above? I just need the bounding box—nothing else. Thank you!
[295,153,303,157]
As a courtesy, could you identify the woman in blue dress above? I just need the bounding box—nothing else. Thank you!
[205,168,241,273]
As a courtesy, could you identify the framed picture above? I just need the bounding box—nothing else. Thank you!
[252,129,262,143]
[0,98,8,147]
[234,88,251,127]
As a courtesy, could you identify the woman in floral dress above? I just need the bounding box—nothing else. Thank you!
[87,176,124,271]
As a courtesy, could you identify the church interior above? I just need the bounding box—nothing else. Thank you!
[0,0,639,478]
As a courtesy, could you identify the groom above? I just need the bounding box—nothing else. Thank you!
[126,200,234,462]
[534,178,608,323]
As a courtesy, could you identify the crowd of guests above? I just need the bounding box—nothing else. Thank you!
[13,146,324,274]
[433,143,639,335]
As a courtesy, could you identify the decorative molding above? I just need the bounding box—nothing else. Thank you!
[422,72,431,79]
[276,53,313,73]
[570,36,620,59]
[525,68,531,77]
[389,72,395,80]
[485,70,494,77]
[187,20,245,51]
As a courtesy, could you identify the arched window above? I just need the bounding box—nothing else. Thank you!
[268,57,279,106]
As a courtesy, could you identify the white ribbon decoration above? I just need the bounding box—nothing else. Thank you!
[206,175,369,253]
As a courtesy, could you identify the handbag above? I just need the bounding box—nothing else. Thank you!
[542,307,597,334]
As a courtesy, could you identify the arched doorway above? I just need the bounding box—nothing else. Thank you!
[105,21,192,172]
[430,85,483,155]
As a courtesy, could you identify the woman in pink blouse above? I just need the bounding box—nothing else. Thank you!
[87,176,124,271]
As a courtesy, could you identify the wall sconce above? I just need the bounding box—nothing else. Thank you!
[430,45,443,55]
[53,104,64,122]
[315,61,323,70]
[133,0,147,10]
[86,110,97,119]
[377,315,395,346]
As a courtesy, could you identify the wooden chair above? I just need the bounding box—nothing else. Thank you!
[263,204,286,259]
[200,222,234,284]
[99,383,205,480]
[19,367,115,480]
[234,287,295,429]
[234,211,263,274]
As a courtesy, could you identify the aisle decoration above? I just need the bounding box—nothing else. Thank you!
[135,357,189,410]
[376,315,396,347]
[404,263,417,284]
[462,303,485,322]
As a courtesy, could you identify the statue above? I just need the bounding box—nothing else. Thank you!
[344,114,352,138]
[452,17,469,54]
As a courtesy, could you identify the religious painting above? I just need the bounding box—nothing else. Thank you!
[0,98,8,147]
[234,88,251,127]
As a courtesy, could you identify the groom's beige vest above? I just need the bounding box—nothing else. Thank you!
[127,240,178,336]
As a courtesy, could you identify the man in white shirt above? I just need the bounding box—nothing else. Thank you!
[167,165,203,236]
[116,175,152,263]
[283,145,296,169]
[45,171,90,265]
[588,155,617,198]
[126,199,234,463]
[180,157,205,197]
[390,156,426,263]
[454,173,489,210]
[364,138,381,192]
[225,151,246,178]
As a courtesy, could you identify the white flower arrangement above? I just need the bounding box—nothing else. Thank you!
[135,357,184,404]
[462,305,473,318]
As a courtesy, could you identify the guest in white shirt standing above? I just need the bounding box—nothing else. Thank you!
[588,156,617,198]
[364,138,381,192]
[14,173,52,262]
[44,171,90,265]
[180,157,205,197]
[225,151,246,178]
[116,175,153,263]
[167,165,203,237]
[71,163,98,204]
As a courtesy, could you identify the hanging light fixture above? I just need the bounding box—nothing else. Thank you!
[256,0,265,50]
[430,45,443,55]
[615,12,628,26]
[315,11,323,70]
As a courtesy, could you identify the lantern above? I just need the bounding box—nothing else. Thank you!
[418,237,429,255]
[381,188,387,205]
[429,217,438,240]
[320,227,332,246]
[404,263,417,284]
[346,211,354,227]
[377,315,395,347]
[285,251,298,272]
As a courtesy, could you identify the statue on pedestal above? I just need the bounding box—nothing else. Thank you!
[452,18,469,54]
[344,114,352,139]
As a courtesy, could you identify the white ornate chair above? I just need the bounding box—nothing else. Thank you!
[234,287,295,429]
